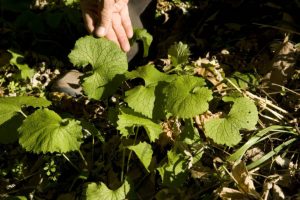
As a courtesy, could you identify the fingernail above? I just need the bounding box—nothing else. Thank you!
[124,45,130,52]
[96,26,106,37]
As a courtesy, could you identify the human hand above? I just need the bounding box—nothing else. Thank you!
[80,0,133,52]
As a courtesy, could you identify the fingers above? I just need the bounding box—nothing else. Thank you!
[81,0,132,52]
[120,4,133,38]
[94,0,114,37]
[82,12,96,34]
[112,13,131,52]
[106,26,120,48]
[80,0,98,33]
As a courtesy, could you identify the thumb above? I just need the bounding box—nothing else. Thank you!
[94,0,114,37]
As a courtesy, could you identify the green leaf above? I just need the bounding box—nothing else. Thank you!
[18,109,83,153]
[126,64,174,86]
[228,72,258,89]
[204,97,258,146]
[125,65,175,118]
[247,138,297,170]
[63,0,79,6]
[163,75,213,118]
[8,50,35,80]
[168,42,191,66]
[178,119,201,145]
[133,28,153,57]
[125,85,155,118]
[227,126,287,162]
[83,180,130,200]
[0,96,51,125]
[157,150,188,187]
[81,120,104,143]
[68,36,128,99]
[127,142,153,172]
[117,108,162,142]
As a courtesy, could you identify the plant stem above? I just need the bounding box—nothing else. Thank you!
[19,110,27,118]
[126,127,139,173]
[78,150,88,168]
[62,153,80,172]
[121,149,126,182]
[91,136,95,167]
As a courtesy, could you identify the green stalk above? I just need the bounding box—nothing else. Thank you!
[121,149,126,182]
[247,137,297,170]
[126,127,139,173]
[227,125,289,162]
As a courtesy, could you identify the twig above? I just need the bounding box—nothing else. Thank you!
[271,83,300,96]
[62,153,80,172]
[253,23,300,35]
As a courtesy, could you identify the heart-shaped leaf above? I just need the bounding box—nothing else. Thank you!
[19,108,83,153]
[0,96,51,125]
[68,36,128,99]
[127,142,153,171]
[117,108,162,142]
[83,180,130,200]
[204,97,258,146]
[163,75,212,118]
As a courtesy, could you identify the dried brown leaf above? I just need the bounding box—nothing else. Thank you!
[264,35,298,90]
[219,187,250,200]
[275,155,289,168]
[231,161,261,199]
[272,184,285,200]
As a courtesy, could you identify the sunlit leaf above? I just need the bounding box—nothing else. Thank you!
[125,85,156,118]
[133,28,153,57]
[125,65,175,118]
[83,180,130,200]
[204,97,258,146]
[68,36,127,99]
[228,72,258,89]
[126,64,173,87]
[8,50,35,80]
[117,108,162,142]
[128,142,153,172]
[0,96,51,125]
[163,75,212,118]
[18,109,83,153]
[168,42,190,66]
[63,0,79,6]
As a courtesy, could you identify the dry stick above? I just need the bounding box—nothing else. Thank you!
[62,153,80,172]
[246,91,289,114]
[271,83,300,96]
[226,78,290,122]
[78,150,88,168]
[19,109,28,118]
[259,113,280,123]
[226,78,289,115]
